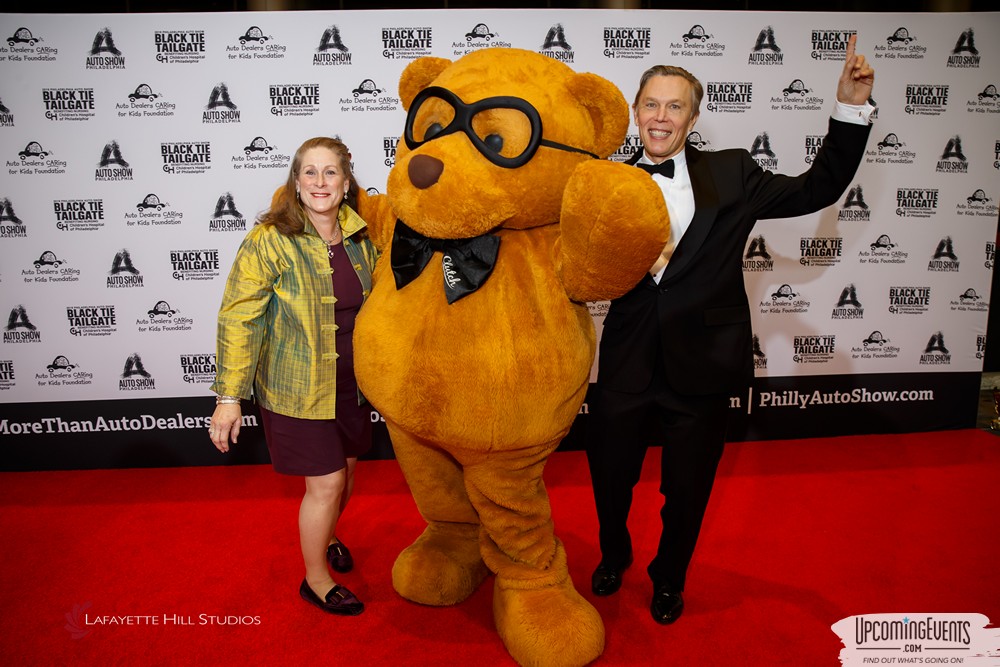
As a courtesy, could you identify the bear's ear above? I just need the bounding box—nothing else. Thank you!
[566,72,629,159]
[399,57,453,110]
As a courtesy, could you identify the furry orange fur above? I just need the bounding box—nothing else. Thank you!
[354,48,669,667]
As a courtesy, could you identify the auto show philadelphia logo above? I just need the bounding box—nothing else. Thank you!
[203,83,240,124]
[752,335,767,370]
[119,353,155,391]
[95,141,133,182]
[936,134,969,174]
[539,24,574,63]
[0,198,27,238]
[107,249,143,289]
[838,184,871,221]
[208,193,246,232]
[920,332,951,366]
[946,28,981,69]
[928,237,960,272]
[743,235,774,272]
[749,132,778,170]
[86,28,125,70]
[313,25,351,66]
[4,305,41,344]
[831,284,863,320]
[0,97,12,127]
[747,26,782,65]
[832,612,1000,665]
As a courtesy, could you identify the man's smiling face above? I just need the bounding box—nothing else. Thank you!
[633,75,699,164]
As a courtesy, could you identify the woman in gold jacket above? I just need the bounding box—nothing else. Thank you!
[208,137,377,616]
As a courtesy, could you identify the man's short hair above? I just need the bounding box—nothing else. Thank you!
[633,65,704,115]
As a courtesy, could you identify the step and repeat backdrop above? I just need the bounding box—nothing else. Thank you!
[0,9,997,470]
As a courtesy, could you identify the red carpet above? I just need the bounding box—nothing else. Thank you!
[2,429,998,666]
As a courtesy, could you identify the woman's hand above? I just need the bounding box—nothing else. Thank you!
[208,403,242,453]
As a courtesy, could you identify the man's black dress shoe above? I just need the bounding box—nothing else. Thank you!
[327,541,353,573]
[650,585,684,625]
[591,553,633,596]
[299,579,365,616]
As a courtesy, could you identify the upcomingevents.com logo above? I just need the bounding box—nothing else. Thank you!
[831,613,1000,665]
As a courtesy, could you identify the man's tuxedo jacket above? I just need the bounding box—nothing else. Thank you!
[598,118,872,397]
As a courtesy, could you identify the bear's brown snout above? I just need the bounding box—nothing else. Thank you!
[408,154,444,190]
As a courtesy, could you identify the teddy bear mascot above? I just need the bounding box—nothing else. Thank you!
[354,47,669,667]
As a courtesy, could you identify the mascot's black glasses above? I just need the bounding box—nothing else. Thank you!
[403,86,599,169]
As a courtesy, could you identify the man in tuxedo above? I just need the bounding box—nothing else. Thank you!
[586,35,875,625]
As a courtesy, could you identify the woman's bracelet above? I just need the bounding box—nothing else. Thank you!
[215,395,240,405]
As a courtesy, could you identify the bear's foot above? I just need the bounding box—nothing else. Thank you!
[493,576,605,667]
[392,522,489,606]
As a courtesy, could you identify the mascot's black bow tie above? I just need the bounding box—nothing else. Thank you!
[391,219,501,304]
[637,159,675,178]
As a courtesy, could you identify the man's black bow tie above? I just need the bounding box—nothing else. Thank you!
[637,159,675,179]
[390,219,501,304]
